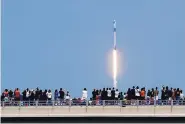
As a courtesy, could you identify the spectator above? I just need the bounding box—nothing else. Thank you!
[161,86,166,101]
[65,91,70,100]
[168,88,173,101]
[39,90,43,101]
[43,89,48,101]
[92,89,96,100]
[131,86,135,100]
[3,89,9,102]
[95,90,99,97]
[22,90,26,101]
[8,89,13,101]
[101,88,106,100]
[14,88,20,101]
[107,88,111,100]
[29,90,35,102]
[119,92,123,100]
[115,89,119,100]
[154,87,159,101]
[127,88,132,101]
[111,88,115,100]
[135,86,140,100]
[47,89,52,105]
[25,88,30,101]
[140,88,145,100]
[147,90,151,105]
[151,88,154,100]
[180,90,184,100]
[96,90,100,105]
[1,93,5,101]
[81,88,88,100]
[172,88,176,100]
[35,87,40,101]
[59,88,65,102]
[105,88,108,100]
[165,86,169,100]
[176,88,180,104]
[54,89,58,101]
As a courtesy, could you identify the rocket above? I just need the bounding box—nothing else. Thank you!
[113,20,116,50]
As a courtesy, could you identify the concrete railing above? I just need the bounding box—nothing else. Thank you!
[1,106,185,117]
[1,100,185,117]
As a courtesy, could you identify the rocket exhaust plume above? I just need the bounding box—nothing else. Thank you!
[113,49,117,88]
[113,20,118,89]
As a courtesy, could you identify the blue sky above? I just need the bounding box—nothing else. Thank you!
[2,0,185,98]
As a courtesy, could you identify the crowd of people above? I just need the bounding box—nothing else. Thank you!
[1,86,185,106]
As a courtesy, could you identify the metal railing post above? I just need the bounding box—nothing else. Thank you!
[69,99,71,112]
[19,101,21,110]
[36,100,38,107]
[86,100,88,112]
[137,100,139,112]
[2,101,4,108]
[120,100,122,112]
[103,100,105,111]
[171,100,173,113]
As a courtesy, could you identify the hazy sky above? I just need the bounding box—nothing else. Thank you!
[2,0,185,97]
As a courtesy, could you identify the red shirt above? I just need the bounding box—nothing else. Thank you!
[15,90,20,98]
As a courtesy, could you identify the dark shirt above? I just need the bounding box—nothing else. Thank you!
[168,90,172,97]
[147,91,151,97]
[1,94,5,101]
[176,91,180,97]
[111,90,115,99]
[35,90,40,100]
[30,92,35,101]
[9,91,13,97]
[105,91,108,100]
[151,91,154,97]
[92,91,96,100]
[22,91,26,100]
[131,89,135,98]
[161,90,165,100]
[59,90,65,99]
[127,90,132,100]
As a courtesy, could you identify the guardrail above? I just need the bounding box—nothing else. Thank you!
[1,100,185,117]
[1,99,185,107]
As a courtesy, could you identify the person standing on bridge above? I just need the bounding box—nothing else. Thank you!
[82,88,88,100]
[59,88,65,105]
[47,89,52,105]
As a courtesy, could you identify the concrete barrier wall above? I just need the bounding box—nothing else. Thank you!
[1,106,185,117]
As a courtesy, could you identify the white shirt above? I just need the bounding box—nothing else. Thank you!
[66,94,70,99]
[135,89,140,96]
[82,90,88,100]
[115,91,119,98]
[26,91,30,98]
[107,90,111,97]
[47,92,52,99]
[124,94,127,98]
[180,93,184,99]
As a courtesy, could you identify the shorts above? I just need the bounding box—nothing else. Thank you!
[154,96,158,100]
[135,96,140,100]
[140,97,145,100]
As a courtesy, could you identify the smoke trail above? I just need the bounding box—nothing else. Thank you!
[113,49,117,89]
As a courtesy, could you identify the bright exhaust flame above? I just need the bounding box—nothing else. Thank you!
[113,49,117,89]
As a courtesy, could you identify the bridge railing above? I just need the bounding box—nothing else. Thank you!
[1,99,185,107]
